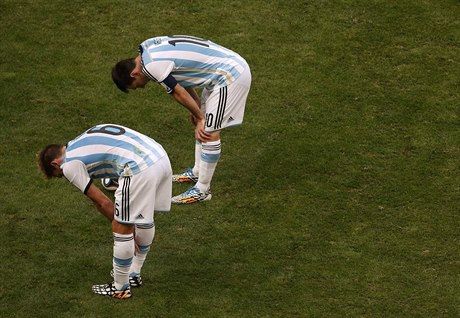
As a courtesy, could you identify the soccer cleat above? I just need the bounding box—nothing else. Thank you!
[128,274,142,287]
[171,186,212,204]
[172,168,198,183]
[110,269,143,287]
[92,282,131,299]
[101,178,119,191]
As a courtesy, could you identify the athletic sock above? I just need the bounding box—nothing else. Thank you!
[113,232,134,290]
[192,140,201,177]
[129,223,155,275]
[196,139,221,192]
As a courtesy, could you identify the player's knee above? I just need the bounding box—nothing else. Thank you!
[208,131,221,141]
[113,233,135,261]
[135,223,155,247]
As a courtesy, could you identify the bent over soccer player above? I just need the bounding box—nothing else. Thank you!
[37,124,172,299]
[112,35,251,204]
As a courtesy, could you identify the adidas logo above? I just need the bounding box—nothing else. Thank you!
[228,116,235,122]
[136,213,144,220]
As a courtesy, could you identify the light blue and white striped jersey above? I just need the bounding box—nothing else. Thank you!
[63,124,167,179]
[139,35,249,89]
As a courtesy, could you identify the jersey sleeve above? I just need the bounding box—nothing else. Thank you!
[62,160,92,194]
[142,59,175,83]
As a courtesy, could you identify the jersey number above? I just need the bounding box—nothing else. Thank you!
[87,124,126,136]
[115,202,120,217]
[206,113,214,128]
[168,35,209,47]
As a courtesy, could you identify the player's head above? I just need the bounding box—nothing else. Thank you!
[112,56,150,93]
[112,58,136,93]
[37,144,64,179]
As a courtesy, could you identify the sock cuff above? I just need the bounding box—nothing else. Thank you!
[202,140,221,153]
[202,139,221,146]
[113,233,134,242]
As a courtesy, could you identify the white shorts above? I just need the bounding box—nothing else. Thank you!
[114,155,172,225]
[201,66,251,132]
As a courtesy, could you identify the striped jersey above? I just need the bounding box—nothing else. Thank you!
[139,35,249,90]
[62,124,167,186]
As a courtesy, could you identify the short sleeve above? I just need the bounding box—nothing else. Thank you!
[142,60,175,83]
[62,160,92,193]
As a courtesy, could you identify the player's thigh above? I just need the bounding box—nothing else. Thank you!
[153,156,172,212]
[203,75,251,132]
[114,165,162,224]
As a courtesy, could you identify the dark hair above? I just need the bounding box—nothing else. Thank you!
[112,58,136,93]
[37,144,62,179]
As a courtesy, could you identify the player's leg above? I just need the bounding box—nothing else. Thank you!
[93,176,136,298]
[198,67,251,194]
[172,141,200,183]
[192,140,202,177]
[195,87,228,198]
[112,221,135,291]
[128,222,154,287]
[195,130,221,193]
[171,86,224,204]
[112,176,136,292]
[192,89,209,178]
[92,219,134,299]
[198,68,251,194]
[172,73,250,204]
[153,155,173,212]
[172,66,251,204]
[173,89,210,183]
[129,158,171,280]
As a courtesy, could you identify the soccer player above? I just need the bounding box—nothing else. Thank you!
[37,124,172,299]
[112,35,251,204]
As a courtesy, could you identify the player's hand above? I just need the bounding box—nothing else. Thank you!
[195,119,211,142]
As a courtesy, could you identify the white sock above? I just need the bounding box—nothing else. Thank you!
[129,223,155,275]
[113,233,134,290]
[192,140,201,176]
[196,140,221,192]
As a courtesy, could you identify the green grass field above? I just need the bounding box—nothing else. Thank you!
[1,0,459,317]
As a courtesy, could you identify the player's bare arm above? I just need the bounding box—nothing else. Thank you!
[85,183,114,222]
[171,84,211,142]
[185,87,201,126]
[171,84,203,120]
[185,87,201,108]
